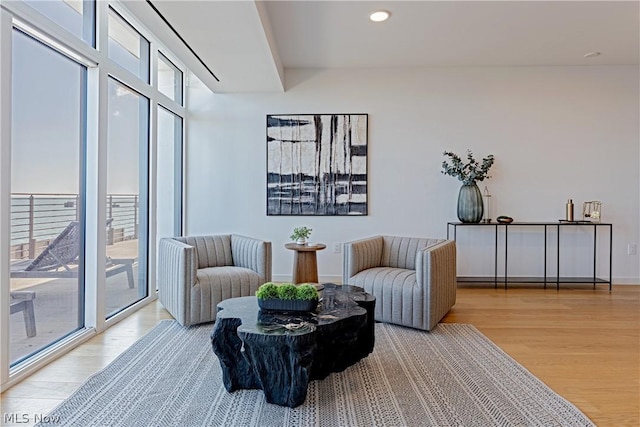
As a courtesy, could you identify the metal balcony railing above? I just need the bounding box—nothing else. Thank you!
[10,193,139,260]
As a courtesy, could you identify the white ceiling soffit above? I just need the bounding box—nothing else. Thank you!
[264,0,639,69]
[127,1,638,94]
[124,0,284,94]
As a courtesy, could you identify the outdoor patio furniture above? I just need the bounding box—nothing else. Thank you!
[10,221,136,287]
[10,291,36,337]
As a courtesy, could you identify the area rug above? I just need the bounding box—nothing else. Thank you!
[37,320,594,427]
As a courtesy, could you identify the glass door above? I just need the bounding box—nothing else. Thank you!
[9,29,87,365]
[105,78,149,318]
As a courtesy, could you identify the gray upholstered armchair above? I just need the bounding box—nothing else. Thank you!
[343,235,456,331]
[158,234,272,326]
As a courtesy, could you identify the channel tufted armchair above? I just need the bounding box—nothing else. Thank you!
[158,234,271,326]
[343,235,456,331]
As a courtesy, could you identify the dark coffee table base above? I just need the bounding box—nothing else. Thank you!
[211,285,375,407]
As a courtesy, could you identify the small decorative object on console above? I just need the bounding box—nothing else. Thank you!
[497,215,513,224]
[482,186,492,223]
[583,201,602,223]
[290,226,312,245]
[565,199,574,222]
[256,282,319,312]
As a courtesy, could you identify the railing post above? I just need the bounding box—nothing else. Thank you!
[108,194,113,245]
[28,195,35,259]
[75,194,79,221]
[134,195,138,239]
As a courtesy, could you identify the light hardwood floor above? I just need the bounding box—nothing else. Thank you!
[2,285,639,426]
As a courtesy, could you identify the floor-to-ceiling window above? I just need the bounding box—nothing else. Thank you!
[1,0,186,388]
[104,11,150,317]
[155,51,184,291]
[105,78,149,317]
[9,28,87,366]
[156,106,183,243]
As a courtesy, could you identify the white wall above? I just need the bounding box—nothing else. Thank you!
[186,66,639,284]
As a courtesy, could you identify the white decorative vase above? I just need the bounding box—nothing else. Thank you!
[296,237,306,245]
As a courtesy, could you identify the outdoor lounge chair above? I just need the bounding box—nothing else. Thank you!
[10,291,36,337]
[9,221,136,337]
[10,221,136,287]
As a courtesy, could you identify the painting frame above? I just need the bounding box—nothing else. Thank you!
[266,113,368,216]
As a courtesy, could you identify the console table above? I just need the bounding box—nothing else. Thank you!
[447,221,612,291]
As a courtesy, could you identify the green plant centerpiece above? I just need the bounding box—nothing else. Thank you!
[256,282,319,312]
[290,226,312,245]
[441,150,495,223]
[277,283,298,300]
[255,282,279,300]
[295,284,319,301]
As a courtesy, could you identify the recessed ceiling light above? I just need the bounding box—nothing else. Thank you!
[584,51,602,58]
[369,10,390,22]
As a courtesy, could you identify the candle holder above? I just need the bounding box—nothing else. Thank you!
[482,186,492,223]
[582,201,602,223]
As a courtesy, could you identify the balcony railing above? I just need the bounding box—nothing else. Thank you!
[10,193,139,260]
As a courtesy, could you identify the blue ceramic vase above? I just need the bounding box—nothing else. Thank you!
[457,183,483,223]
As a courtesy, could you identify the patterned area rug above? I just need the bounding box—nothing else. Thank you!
[38,320,594,427]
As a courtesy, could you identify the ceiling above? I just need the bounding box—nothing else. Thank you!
[128,1,639,93]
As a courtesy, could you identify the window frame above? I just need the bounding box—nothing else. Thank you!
[0,0,188,390]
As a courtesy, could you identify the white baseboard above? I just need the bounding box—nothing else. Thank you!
[612,278,640,285]
[273,274,637,285]
[272,274,342,284]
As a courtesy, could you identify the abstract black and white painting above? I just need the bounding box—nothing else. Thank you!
[267,114,368,216]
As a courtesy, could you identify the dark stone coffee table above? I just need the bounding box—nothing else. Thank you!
[210,284,375,407]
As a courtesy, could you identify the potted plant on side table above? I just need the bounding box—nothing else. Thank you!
[290,226,312,245]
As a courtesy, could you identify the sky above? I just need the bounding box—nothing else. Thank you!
[11,0,143,195]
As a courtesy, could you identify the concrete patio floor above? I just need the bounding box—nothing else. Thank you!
[9,240,142,364]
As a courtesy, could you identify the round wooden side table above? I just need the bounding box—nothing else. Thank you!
[284,243,327,284]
